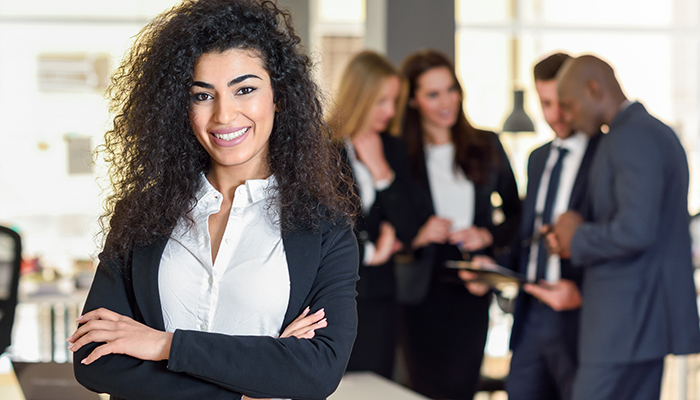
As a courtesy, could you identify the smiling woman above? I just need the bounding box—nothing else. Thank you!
[67,1,359,400]
[189,50,276,179]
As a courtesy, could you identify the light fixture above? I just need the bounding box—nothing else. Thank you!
[501,0,535,134]
[502,89,534,132]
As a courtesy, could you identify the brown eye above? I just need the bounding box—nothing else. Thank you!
[237,86,256,95]
[191,92,212,102]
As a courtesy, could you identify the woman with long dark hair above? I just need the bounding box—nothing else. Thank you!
[68,1,359,399]
[399,49,521,399]
[327,50,418,379]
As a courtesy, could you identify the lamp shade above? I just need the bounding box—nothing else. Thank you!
[502,89,535,132]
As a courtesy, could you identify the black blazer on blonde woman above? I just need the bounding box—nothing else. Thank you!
[341,132,419,378]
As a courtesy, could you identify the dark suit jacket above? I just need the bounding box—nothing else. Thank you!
[74,221,359,400]
[346,133,419,300]
[571,102,700,364]
[508,134,600,351]
[406,131,522,302]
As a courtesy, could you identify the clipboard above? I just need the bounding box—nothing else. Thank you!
[445,260,527,287]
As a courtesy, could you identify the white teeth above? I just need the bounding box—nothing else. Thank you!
[213,127,248,141]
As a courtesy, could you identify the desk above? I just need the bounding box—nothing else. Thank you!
[329,372,428,400]
[1,366,423,400]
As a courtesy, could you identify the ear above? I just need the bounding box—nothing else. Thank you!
[587,79,602,100]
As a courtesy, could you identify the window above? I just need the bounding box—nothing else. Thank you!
[456,0,700,212]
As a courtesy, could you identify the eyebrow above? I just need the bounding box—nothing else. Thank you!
[191,74,262,89]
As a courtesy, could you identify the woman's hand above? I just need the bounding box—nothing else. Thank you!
[457,255,493,296]
[280,307,327,339]
[352,131,393,183]
[412,216,452,248]
[67,308,173,365]
[368,222,403,266]
[449,226,493,252]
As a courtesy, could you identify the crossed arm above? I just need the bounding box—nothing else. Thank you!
[71,225,359,400]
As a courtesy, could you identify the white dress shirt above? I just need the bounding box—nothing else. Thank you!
[159,174,290,338]
[345,140,394,264]
[425,142,475,231]
[527,132,589,282]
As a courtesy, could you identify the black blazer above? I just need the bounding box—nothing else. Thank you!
[507,134,600,351]
[74,221,359,400]
[571,102,700,364]
[345,133,419,300]
[406,131,522,301]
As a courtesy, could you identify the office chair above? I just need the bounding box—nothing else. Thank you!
[0,225,22,354]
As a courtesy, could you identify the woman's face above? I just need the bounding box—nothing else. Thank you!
[365,75,401,134]
[412,66,461,132]
[189,48,276,176]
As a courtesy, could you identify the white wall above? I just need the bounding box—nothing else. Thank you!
[0,1,179,271]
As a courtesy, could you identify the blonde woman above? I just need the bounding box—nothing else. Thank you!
[328,50,418,379]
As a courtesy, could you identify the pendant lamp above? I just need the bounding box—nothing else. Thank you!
[502,89,534,133]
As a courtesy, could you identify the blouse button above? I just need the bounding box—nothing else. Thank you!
[200,324,206,331]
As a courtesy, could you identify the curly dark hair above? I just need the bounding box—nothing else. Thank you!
[400,49,496,185]
[98,0,356,266]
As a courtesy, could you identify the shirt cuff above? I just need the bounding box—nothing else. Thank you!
[374,171,395,191]
[363,242,376,265]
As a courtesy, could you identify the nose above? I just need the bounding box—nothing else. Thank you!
[214,96,238,124]
[386,102,396,119]
[557,103,569,123]
[560,110,572,125]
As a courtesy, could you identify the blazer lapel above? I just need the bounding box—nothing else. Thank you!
[520,143,550,240]
[281,229,321,327]
[569,133,602,213]
[131,238,168,331]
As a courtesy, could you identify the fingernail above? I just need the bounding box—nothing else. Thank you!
[76,315,83,322]
[68,343,74,350]
[318,318,327,324]
[314,308,324,315]
[81,358,87,365]
[67,336,73,342]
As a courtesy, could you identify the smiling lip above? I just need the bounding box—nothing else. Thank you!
[209,126,250,147]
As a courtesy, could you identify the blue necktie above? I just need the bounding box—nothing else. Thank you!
[536,147,569,281]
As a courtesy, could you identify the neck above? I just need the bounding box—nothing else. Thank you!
[422,124,451,145]
[602,94,629,126]
[206,162,270,201]
[352,126,380,142]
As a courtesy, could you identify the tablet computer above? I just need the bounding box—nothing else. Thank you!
[445,260,528,287]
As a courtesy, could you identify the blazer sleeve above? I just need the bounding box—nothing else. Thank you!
[74,223,359,400]
[488,134,522,249]
[570,127,665,265]
[374,134,420,244]
[74,258,241,400]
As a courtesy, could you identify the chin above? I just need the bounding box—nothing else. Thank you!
[554,129,574,139]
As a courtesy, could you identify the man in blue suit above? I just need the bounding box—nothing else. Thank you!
[461,52,600,399]
[504,53,601,400]
[550,54,700,400]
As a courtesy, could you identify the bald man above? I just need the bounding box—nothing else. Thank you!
[548,54,700,400]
